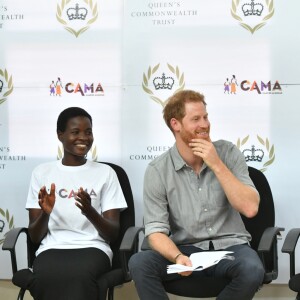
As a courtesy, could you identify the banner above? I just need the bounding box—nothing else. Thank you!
[1,0,300,283]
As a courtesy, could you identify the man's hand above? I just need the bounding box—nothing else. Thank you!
[38,183,56,215]
[176,254,193,276]
[189,139,221,171]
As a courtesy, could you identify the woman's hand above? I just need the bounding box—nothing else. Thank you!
[75,187,94,216]
[38,183,56,215]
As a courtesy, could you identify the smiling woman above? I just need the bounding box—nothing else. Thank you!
[57,108,94,166]
[24,107,128,300]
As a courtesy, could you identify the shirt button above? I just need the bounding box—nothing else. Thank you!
[204,208,208,212]
[199,188,202,191]
[209,227,212,231]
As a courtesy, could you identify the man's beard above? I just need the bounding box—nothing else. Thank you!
[180,127,210,145]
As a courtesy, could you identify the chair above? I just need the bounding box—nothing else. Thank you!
[281,228,300,300]
[2,162,142,300]
[130,166,284,298]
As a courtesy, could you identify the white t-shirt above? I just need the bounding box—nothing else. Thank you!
[26,160,127,263]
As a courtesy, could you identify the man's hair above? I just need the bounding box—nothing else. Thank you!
[57,107,92,133]
[163,90,206,132]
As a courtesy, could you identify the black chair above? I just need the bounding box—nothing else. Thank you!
[130,166,284,298]
[281,228,300,300]
[2,162,142,300]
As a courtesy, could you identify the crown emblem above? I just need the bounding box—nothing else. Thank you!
[67,3,88,20]
[0,80,3,93]
[243,145,264,162]
[0,220,4,233]
[242,0,264,16]
[153,73,174,90]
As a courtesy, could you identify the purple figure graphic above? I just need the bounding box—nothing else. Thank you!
[224,78,230,94]
[50,81,55,96]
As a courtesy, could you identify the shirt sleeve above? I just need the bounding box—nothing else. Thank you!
[143,164,170,237]
[226,142,258,190]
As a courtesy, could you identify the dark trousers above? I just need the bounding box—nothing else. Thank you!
[29,248,111,300]
[129,244,265,300]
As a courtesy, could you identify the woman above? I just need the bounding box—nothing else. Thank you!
[26,107,127,300]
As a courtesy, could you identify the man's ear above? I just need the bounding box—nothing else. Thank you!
[170,118,181,133]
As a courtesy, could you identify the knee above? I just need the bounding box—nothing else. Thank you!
[238,260,265,285]
[129,252,148,277]
[128,253,139,272]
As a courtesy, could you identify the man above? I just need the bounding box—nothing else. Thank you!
[129,90,264,300]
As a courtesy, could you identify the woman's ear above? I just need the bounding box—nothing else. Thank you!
[57,130,63,142]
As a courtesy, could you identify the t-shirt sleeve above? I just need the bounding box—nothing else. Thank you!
[25,167,42,209]
[100,167,127,213]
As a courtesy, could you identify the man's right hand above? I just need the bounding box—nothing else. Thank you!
[176,254,193,276]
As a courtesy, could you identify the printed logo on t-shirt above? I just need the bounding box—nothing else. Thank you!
[58,188,97,199]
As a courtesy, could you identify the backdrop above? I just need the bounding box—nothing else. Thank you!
[1,0,299,283]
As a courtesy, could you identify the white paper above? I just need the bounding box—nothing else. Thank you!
[167,251,234,274]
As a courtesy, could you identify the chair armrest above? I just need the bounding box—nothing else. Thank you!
[2,227,28,274]
[119,226,144,281]
[257,227,284,252]
[281,228,300,278]
[282,228,300,254]
[257,226,284,282]
[119,226,144,252]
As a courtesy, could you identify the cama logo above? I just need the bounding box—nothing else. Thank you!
[224,75,282,94]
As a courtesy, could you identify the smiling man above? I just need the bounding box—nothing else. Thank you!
[129,90,264,300]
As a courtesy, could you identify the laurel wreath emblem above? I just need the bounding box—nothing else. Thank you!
[142,63,185,107]
[231,0,274,34]
[0,69,14,105]
[0,208,15,245]
[56,0,98,38]
[236,135,275,172]
[57,145,98,161]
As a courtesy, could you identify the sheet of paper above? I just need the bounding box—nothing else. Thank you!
[167,251,234,274]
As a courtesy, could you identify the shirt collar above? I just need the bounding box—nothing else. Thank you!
[170,143,208,172]
[170,143,188,171]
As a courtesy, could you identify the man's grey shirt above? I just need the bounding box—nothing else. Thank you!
[143,140,258,250]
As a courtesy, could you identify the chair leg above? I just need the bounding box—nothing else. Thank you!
[108,287,114,300]
[17,288,26,300]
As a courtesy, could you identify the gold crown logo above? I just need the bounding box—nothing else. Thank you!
[142,63,185,107]
[67,3,88,20]
[242,0,264,16]
[0,68,14,105]
[236,135,275,172]
[153,73,175,90]
[242,145,264,162]
[56,0,98,38]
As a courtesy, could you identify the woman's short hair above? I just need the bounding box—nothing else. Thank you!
[57,107,92,133]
